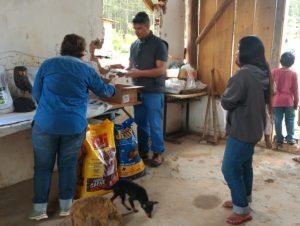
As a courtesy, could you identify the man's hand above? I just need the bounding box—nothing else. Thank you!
[125,69,141,78]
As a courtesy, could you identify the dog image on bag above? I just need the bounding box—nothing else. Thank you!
[103,149,116,176]
[111,180,158,218]
[128,149,139,161]
[60,196,122,226]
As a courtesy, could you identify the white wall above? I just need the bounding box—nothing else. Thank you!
[102,20,113,52]
[0,0,103,60]
[0,0,103,188]
[161,0,185,61]
[161,0,186,133]
[0,0,103,97]
[189,97,226,136]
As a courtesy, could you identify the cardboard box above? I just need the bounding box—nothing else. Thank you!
[100,84,142,104]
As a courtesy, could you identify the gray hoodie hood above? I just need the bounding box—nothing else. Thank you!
[243,64,270,101]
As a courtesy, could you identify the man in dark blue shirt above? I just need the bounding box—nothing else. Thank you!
[126,12,168,167]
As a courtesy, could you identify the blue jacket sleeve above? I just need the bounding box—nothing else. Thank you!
[87,69,116,97]
[32,66,43,104]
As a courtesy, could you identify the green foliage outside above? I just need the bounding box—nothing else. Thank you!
[103,0,152,53]
[111,31,136,54]
[287,0,300,39]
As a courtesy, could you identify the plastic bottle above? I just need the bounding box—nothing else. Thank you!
[0,65,14,113]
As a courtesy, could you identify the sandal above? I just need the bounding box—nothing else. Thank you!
[292,156,300,163]
[226,213,252,225]
[151,153,164,167]
[223,200,233,208]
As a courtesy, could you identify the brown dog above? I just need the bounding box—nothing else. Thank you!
[60,196,122,226]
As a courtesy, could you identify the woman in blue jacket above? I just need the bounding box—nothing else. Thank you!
[29,34,115,220]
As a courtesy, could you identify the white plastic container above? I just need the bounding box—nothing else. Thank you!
[0,65,14,113]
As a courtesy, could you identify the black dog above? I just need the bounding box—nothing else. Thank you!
[111,180,158,218]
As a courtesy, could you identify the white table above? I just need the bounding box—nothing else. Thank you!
[0,101,111,138]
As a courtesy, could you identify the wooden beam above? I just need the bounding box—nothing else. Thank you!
[186,0,199,68]
[271,0,287,68]
[196,0,234,44]
[143,0,154,12]
[253,0,277,62]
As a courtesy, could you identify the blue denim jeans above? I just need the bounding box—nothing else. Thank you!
[273,107,295,143]
[134,93,164,153]
[32,123,86,204]
[222,137,255,215]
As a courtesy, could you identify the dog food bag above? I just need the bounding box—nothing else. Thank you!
[114,118,145,179]
[76,119,118,198]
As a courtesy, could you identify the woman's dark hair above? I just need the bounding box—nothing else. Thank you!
[60,34,86,58]
[280,52,295,67]
[239,35,273,108]
[132,11,150,24]
[238,36,268,71]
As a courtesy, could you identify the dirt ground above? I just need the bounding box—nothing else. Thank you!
[1,135,300,226]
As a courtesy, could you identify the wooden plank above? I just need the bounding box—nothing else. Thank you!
[142,0,154,12]
[271,0,287,68]
[253,0,277,63]
[198,0,217,91]
[165,91,207,99]
[196,0,234,44]
[213,0,235,94]
[186,0,199,68]
[198,0,234,94]
[110,101,142,110]
[232,0,256,73]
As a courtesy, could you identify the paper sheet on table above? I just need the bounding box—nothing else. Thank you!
[0,112,34,126]
[0,99,112,127]
[87,99,112,118]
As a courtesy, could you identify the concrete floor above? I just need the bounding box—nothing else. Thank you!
[1,135,300,226]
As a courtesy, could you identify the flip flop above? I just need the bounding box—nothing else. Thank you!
[223,200,233,208]
[292,156,300,163]
[226,213,252,225]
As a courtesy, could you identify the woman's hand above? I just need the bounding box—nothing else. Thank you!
[89,38,103,61]
[110,64,125,69]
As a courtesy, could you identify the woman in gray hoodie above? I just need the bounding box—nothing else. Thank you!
[221,36,271,225]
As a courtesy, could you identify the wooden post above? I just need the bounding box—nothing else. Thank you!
[211,69,218,143]
[186,0,199,68]
[200,68,219,144]
[202,79,212,140]
[196,0,234,44]
[271,0,287,68]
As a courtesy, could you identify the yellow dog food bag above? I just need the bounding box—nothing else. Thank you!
[76,119,118,198]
